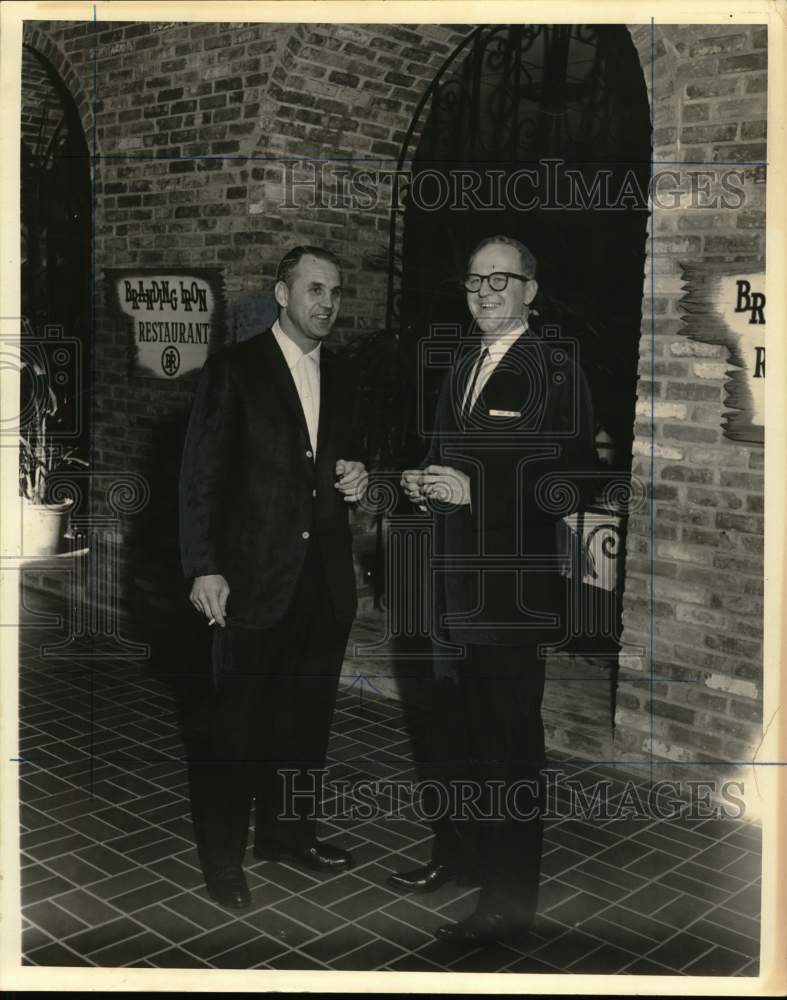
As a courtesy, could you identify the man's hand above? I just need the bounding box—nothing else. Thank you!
[190,574,230,627]
[401,466,471,507]
[335,459,368,502]
[401,469,427,509]
[421,465,471,506]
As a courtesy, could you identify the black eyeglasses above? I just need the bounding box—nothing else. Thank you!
[464,271,532,293]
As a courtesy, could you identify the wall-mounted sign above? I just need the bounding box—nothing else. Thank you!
[680,261,765,445]
[105,268,226,379]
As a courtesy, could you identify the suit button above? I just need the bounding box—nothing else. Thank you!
[302,530,310,540]
[306,449,313,458]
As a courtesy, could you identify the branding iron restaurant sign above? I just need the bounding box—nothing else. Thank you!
[106,268,225,378]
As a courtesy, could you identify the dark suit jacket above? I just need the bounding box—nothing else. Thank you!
[179,329,358,627]
[422,323,596,646]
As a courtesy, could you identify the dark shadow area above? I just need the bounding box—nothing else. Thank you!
[21,44,92,468]
[126,410,214,775]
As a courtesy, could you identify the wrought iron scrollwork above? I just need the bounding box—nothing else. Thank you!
[414,24,632,168]
[583,521,622,584]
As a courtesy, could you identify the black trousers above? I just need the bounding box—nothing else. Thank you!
[188,544,351,874]
[424,643,546,921]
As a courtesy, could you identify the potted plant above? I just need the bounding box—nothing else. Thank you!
[19,359,87,557]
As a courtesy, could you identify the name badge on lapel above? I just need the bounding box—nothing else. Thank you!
[488,408,521,417]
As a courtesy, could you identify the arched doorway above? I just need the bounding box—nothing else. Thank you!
[395,23,651,474]
[20,44,92,481]
[388,24,651,664]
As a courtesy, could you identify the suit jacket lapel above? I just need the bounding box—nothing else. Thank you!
[448,340,482,432]
[466,331,535,427]
[316,349,334,458]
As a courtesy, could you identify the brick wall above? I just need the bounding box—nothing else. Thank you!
[615,24,765,786]
[21,47,61,156]
[21,19,765,784]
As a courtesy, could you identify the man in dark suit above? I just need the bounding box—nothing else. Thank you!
[179,245,367,908]
[392,235,595,945]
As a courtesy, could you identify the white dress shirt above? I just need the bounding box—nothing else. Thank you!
[461,322,527,414]
[272,320,320,455]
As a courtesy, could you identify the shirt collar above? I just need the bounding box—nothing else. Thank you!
[484,322,527,361]
[272,319,321,370]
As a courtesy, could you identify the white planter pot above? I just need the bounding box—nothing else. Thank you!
[21,497,74,558]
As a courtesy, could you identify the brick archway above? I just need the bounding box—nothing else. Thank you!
[22,25,96,155]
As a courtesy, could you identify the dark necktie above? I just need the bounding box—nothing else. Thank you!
[461,346,489,420]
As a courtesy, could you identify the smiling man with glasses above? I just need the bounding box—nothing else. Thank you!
[395,234,596,947]
[464,236,538,334]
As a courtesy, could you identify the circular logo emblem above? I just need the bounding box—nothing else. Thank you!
[161,346,180,377]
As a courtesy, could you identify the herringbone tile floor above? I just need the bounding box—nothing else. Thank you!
[16,598,761,974]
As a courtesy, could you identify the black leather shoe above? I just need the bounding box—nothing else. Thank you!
[386,862,479,894]
[436,909,532,946]
[205,866,250,909]
[253,838,353,872]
